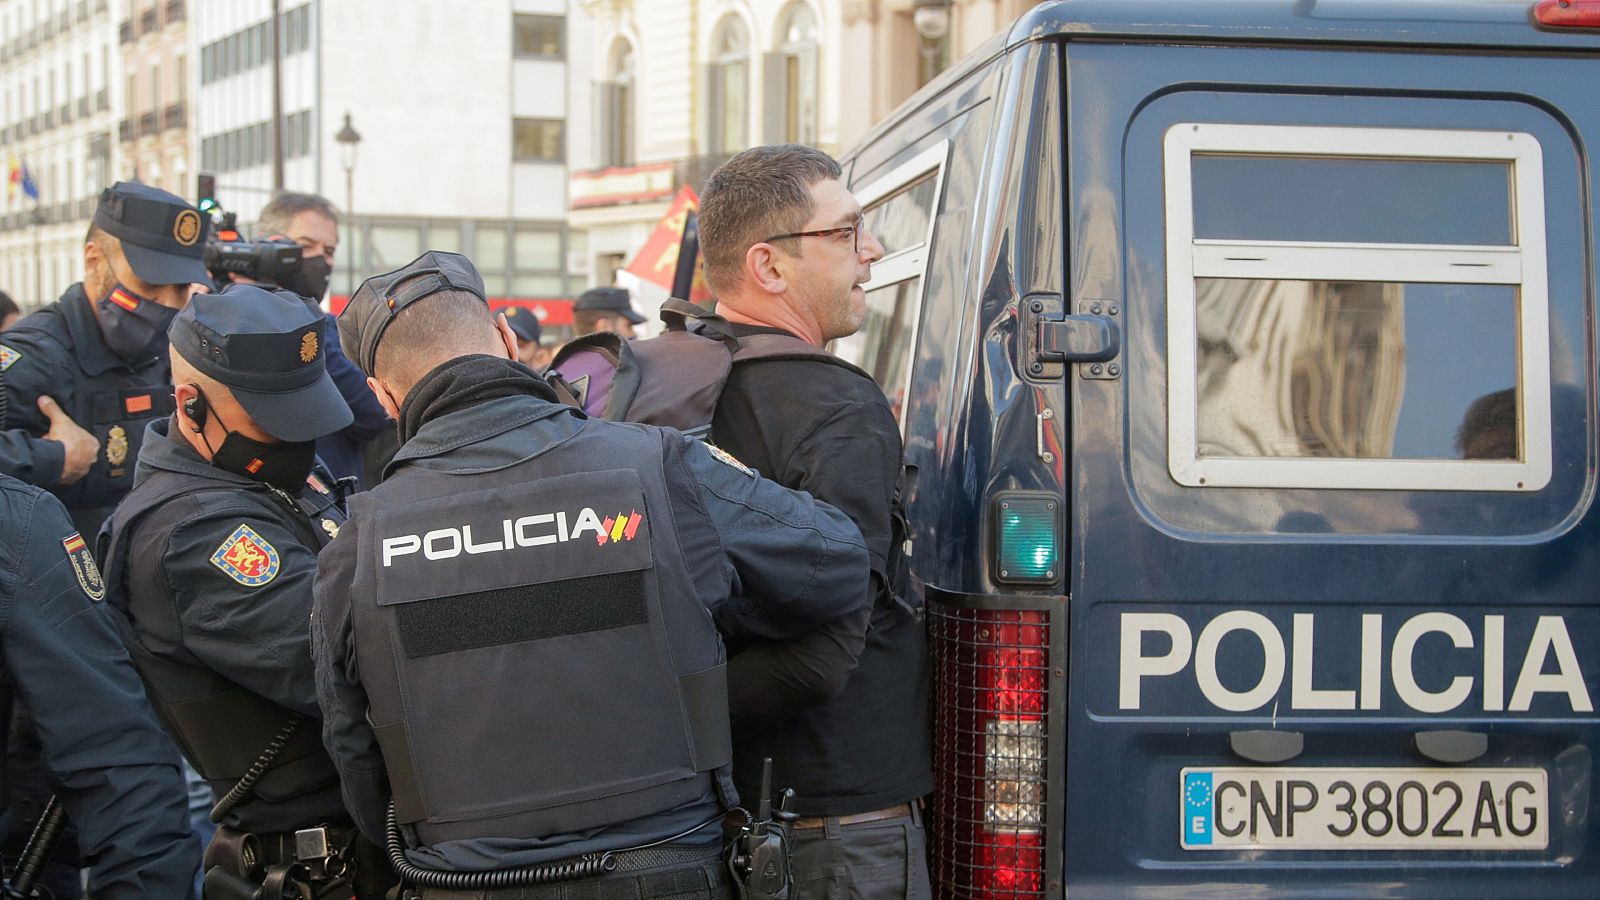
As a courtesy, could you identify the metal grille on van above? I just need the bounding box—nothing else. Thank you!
[930,604,1050,900]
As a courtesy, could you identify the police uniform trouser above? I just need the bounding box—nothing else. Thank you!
[416,842,729,900]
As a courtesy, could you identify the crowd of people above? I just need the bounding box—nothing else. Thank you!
[0,144,932,900]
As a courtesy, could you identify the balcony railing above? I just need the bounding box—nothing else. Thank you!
[119,19,133,44]
[58,103,72,126]
[138,111,159,138]
[118,118,132,142]
[165,0,185,24]
[78,96,89,117]
[96,89,109,112]
[163,102,185,131]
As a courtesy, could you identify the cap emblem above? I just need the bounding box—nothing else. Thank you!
[300,330,319,364]
[174,209,202,246]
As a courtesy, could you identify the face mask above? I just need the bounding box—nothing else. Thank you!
[192,388,318,493]
[96,284,177,362]
[281,255,332,302]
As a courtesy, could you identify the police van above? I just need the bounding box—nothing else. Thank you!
[831,1,1600,896]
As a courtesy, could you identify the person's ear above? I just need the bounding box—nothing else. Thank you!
[746,242,787,296]
[367,376,402,420]
[494,313,519,361]
[174,383,205,433]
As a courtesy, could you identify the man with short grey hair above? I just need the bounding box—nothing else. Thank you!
[252,191,388,487]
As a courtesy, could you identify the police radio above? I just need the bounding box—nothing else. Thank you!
[727,758,796,900]
[202,207,304,289]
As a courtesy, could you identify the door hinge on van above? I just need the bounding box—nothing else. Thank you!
[1020,292,1121,380]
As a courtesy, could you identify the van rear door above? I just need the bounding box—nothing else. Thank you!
[1061,30,1600,899]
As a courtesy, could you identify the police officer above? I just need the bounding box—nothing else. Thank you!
[0,182,210,540]
[100,285,392,898]
[573,285,646,338]
[0,474,197,897]
[315,251,870,899]
[501,304,552,370]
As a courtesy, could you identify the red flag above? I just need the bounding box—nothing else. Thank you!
[623,187,712,303]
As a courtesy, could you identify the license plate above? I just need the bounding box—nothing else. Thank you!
[1180,767,1548,851]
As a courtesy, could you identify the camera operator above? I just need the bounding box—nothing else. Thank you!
[207,193,388,489]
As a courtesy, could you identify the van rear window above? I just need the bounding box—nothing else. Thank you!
[1165,124,1551,491]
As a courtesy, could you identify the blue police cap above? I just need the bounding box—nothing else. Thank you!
[501,305,542,344]
[92,181,211,286]
[168,284,353,442]
[575,286,645,324]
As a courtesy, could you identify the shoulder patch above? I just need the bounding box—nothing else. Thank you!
[705,443,754,477]
[209,524,282,587]
[0,343,19,371]
[61,533,106,601]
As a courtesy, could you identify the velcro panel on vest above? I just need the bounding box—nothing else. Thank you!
[90,385,175,424]
[394,571,647,658]
[680,664,731,772]
[374,470,653,607]
[622,331,733,434]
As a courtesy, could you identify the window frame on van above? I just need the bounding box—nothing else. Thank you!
[1164,123,1552,492]
[835,140,949,432]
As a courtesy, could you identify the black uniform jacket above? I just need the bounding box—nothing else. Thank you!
[0,284,173,539]
[103,418,348,834]
[0,475,197,897]
[314,388,871,871]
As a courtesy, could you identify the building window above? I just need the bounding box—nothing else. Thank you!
[772,2,819,144]
[513,118,564,162]
[709,16,750,154]
[599,40,635,167]
[1164,123,1552,492]
[514,13,563,58]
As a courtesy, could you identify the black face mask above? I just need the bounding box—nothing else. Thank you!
[193,389,318,493]
[281,255,331,302]
[96,284,178,362]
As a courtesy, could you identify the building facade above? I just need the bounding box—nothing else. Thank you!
[569,0,1029,313]
[118,0,191,197]
[0,0,117,312]
[195,0,591,318]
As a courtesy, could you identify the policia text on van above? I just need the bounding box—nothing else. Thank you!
[833,0,1600,896]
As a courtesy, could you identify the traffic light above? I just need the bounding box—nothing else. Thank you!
[196,172,217,214]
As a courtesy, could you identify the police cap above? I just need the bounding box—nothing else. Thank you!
[168,284,353,442]
[92,181,211,286]
[338,250,486,376]
[574,287,645,325]
[501,305,542,345]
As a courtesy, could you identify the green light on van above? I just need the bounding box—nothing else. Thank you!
[994,494,1059,585]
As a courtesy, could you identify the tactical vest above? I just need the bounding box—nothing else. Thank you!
[101,469,345,819]
[350,418,731,846]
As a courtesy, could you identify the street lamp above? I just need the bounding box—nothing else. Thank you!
[913,0,953,87]
[334,112,362,296]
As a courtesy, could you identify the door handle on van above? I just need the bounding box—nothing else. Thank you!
[1021,293,1121,381]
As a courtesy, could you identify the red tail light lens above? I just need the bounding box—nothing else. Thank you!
[930,605,1051,900]
[1535,0,1600,28]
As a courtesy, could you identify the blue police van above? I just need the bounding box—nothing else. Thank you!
[830,1,1600,896]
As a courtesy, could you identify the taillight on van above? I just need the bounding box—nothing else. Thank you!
[930,606,1051,900]
[1535,0,1600,27]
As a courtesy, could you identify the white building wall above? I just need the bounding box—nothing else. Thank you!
[0,0,117,311]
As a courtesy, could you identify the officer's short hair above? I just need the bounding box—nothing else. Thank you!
[699,145,843,296]
[572,308,614,336]
[0,289,17,320]
[373,277,498,389]
[257,192,339,237]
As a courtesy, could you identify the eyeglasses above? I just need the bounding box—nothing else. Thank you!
[765,215,864,254]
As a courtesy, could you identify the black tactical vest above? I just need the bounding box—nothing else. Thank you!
[101,467,346,824]
[349,419,731,846]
